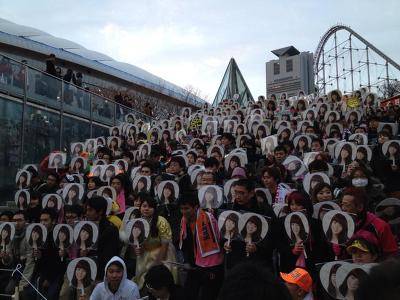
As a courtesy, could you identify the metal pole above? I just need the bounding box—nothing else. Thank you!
[366,46,371,91]
[19,62,28,166]
[89,94,93,138]
[349,34,354,91]
[59,80,64,150]
[322,49,326,95]
[386,61,390,89]
[113,101,117,126]
[334,32,339,90]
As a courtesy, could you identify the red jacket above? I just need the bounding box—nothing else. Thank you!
[357,212,398,257]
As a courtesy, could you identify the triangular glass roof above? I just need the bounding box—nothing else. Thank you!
[213,58,254,106]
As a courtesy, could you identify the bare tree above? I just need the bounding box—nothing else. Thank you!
[184,85,208,104]
[379,80,400,99]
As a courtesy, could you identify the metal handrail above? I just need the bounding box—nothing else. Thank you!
[0,265,47,299]
[0,53,155,122]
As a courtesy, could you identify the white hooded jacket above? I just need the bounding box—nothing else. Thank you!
[90,256,140,300]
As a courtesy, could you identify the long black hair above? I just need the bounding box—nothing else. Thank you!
[55,226,71,249]
[289,214,307,242]
[129,220,146,245]
[326,213,348,245]
[161,182,176,204]
[76,224,94,249]
[28,225,44,248]
[221,213,239,240]
[0,224,12,245]
[241,216,262,243]
[327,263,341,297]
[71,259,93,288]
[339,268,368,297]
[140,195,159,238]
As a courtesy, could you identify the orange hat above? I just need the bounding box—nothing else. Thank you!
[280,268,312,292]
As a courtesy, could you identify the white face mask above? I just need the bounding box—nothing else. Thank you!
[352,178,368,187]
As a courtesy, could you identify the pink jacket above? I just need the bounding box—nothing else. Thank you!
[116,190,126,213]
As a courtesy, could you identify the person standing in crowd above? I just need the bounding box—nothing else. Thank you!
[144,264,185,300]
[341,187,398,258]
[85,196,120,280]
[37,173,60,196]
[223,179,276,269]
[165,156,193,195]
[276,191,333,279]
[23,208,65,300]
[90,256,140,300]
[5,211,29,294]
[45,54,57,77]
[280,268,314,300]
[134,196,177,288]
[178,193,224,300]
[110,174,127,214]
[219,263,291,300]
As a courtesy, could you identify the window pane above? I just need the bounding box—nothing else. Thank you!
[286,59,293,72]
[26,68,61,110]
[23,105,60,165]
[0,97,22,203]
[63,83,91,118]
[62,116,91,151]
[92,94,115,125]
[92,123,109,138]
[0,55,25,97]
[274,63,280,75]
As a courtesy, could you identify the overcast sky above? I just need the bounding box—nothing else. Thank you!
[1,0,399,102]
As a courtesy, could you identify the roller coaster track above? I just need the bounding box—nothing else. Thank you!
[314,24,400,94]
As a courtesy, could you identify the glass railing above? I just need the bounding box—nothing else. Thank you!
[0,57,25,97]
[26,67,62,110]
[92,94,115,125]
[0,53,157,126]
[62,82,91,118]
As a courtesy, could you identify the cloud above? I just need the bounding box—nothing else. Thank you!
[97,22,205,62]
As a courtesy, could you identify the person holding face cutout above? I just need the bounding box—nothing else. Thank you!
[53,224,73,261]
[156,182,181,246]
[218,211,245,270]
[239,214,267,258]
[340,187,398,259]
[74,221,98,257]
[65,257,97,300]
[276,191,333,278]
[134,196,177,289]
[15,190,30,211]
[322,209,355,260]
[0,223,14,261]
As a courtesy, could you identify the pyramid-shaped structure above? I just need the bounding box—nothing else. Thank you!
[213,58,254,106]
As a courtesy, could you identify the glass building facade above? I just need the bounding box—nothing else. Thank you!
[213,58,254,107]
[0,54,153,204]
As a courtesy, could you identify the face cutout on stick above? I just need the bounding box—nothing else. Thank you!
[198,185,223,209]
[14,189,30,210]
[218,210,241,242]
[67,257,97,291]
[26,223,47,249]
[322,210,355,245]
[239,212,269,245]
[0,222,15,249]
[284,212,309,245]
[125,218,150,247]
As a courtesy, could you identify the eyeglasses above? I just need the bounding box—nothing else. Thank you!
[145,283,154,291]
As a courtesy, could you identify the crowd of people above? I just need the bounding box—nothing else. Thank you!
[1,87,400,300]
